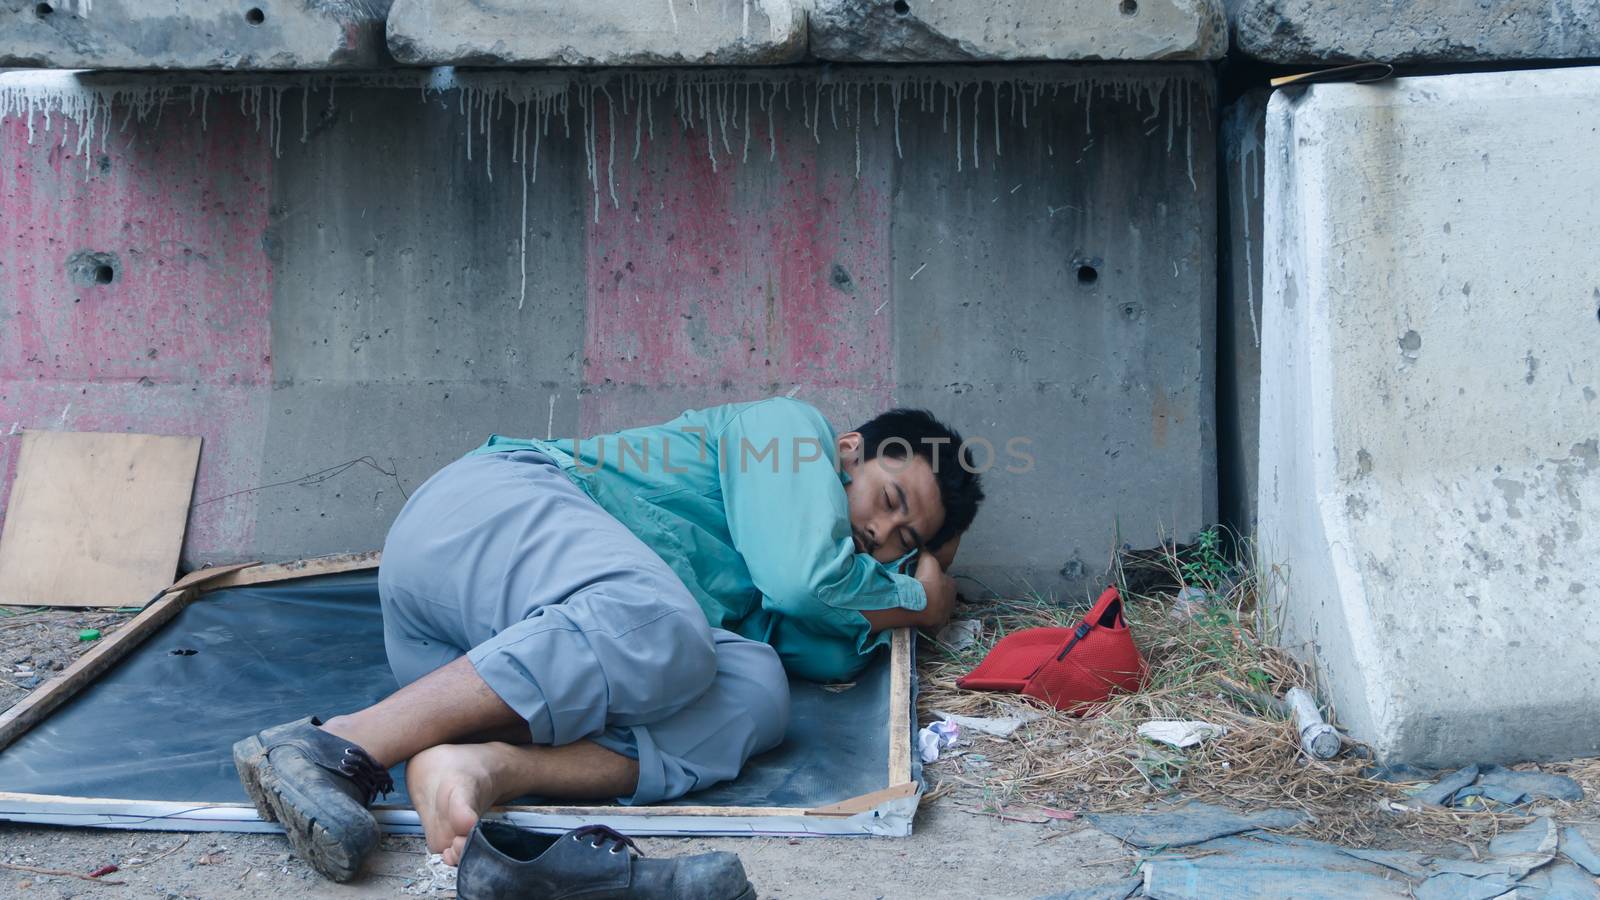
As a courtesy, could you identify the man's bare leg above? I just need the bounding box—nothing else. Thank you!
[406,740,639,865]
[310,655,639,862]
[315,656,527,768]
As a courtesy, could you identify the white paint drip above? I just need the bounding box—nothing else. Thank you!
[519,100,530,311]
[1227,102,1267,350]
[546,394,557,439]
[0,67,1210,303]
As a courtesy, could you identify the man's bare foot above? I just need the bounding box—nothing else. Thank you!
[405,739,639,865]
[406,743,514,865]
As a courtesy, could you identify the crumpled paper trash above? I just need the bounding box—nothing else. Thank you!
[918,720,961,762]
[402,853,458,895]
[935,619,983,652]
[1138,719,1228,749]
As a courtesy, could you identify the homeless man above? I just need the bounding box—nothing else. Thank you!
[233,398,985,881]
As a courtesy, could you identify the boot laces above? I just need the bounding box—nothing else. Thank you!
[572,824,640,856]
[336,746,395,805]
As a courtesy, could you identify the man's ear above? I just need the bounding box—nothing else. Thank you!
[837,431,863,471]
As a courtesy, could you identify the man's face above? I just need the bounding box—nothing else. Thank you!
[837,432,946,564]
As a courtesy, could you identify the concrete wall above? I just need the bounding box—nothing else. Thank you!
[808,0,1226,62]
[385,0,808,66]
[1231,0,1600,64]
[2,0,1227,68]
[0,66,1217,597]
[0,0,393,69]
[1259,68,1600,765]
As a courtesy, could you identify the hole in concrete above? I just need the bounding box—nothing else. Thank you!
[34,2,53,17]
[829,262,856,295]
[244,6,265,25]
[892,0,910,14]
[1119,0,1137,15]
[1076,264,1099,286]
[169,648,198,656]
[67,250,120,287]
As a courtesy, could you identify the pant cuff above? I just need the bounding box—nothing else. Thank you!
[466,645,557,745]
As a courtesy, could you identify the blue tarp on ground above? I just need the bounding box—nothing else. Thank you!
[0,572,899,810]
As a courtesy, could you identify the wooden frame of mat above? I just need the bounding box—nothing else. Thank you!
[0,553,919,835]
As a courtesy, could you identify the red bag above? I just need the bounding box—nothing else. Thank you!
[957,586,1146,713]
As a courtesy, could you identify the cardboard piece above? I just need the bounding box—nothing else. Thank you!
[0,431,200,608]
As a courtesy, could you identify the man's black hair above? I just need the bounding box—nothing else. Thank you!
[852,408,985,550]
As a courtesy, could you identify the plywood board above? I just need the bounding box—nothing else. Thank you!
[0,431,201,607]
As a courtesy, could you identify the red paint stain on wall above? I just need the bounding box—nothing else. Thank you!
[581,96,893,434]
[0,102,273,560]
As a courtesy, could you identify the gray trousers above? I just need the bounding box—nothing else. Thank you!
[377,450,790,804]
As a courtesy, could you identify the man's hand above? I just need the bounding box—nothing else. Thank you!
[931,532,962,571]
[860,550,958,633]
[912,550,957,631]
[861,536,962,634]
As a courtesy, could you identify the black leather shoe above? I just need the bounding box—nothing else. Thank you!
[232,716,394,882]
[457,821,755,900]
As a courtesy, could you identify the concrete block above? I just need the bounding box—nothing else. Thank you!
[809,0,1227,62]
[1218,89,1265,534]
[1259,69,1600,765]
[385,0,806,66]
[0,0,392,69]
[1,66,1216,594]
[1233,0,1600,64]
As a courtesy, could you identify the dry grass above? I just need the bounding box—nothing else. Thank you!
[919,535,1597,847]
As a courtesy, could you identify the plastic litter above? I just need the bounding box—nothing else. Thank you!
[1412,764,1480,806]
[402,853,458,895]
[934,619,982,652]
[1086,801,1306,848]
[1283,687,1341,760]
[1168,585,1209,621]
[917,720,960,763]
[935,710,1042,739]
[1137,720,1227,749]
[1562,826,1600,876]
[1469,765,1584,804]
[77,629,100,642]
[1067,819,1591,900]
[1412,764,1583,808]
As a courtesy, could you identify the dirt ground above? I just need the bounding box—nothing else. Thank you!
[1,607,132,701]
[0,606,1140,898]
[3,602,1592,899]
[0,792,1136,899]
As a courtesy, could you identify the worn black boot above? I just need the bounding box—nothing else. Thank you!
[456,821,755,900]
[232,716,394,882]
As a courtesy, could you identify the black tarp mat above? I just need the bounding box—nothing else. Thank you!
[0,572,896,812]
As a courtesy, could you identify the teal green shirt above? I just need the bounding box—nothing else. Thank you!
[470,398,927,682]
